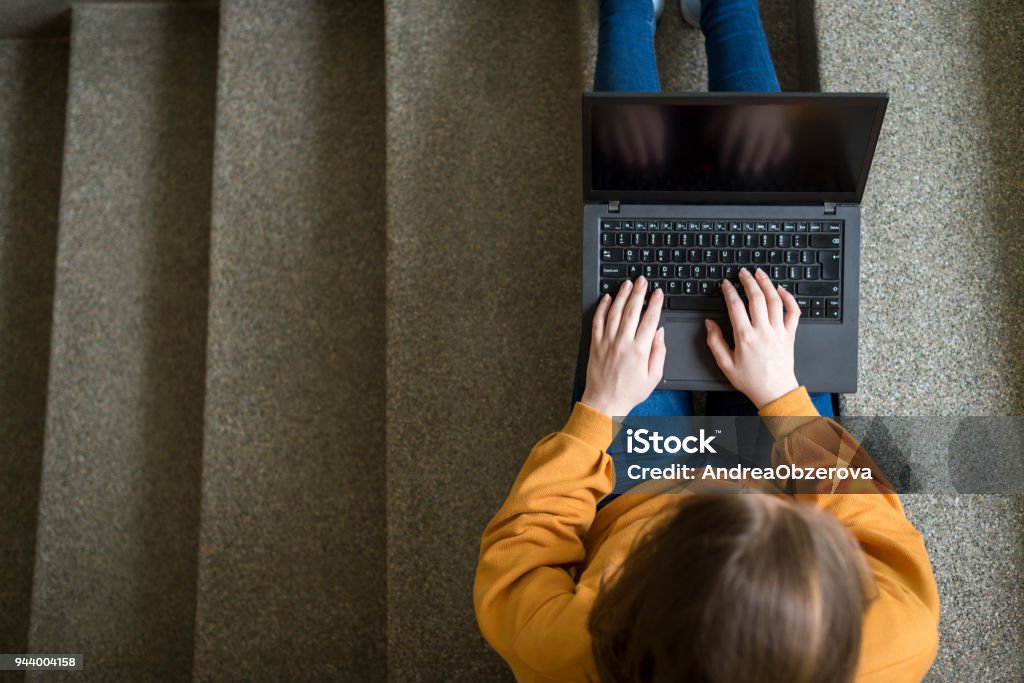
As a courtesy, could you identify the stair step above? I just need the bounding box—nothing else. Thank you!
[0,39,67,659]
[384,2,581,680]
[27,5,217,678]
[815,1,1024,676]
[191,2,386,679]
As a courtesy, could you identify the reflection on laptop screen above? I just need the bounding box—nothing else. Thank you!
[589,99,882,198]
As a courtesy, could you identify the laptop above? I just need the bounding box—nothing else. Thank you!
[581,92,888,393]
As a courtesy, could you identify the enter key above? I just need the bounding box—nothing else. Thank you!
[818,250,840,280]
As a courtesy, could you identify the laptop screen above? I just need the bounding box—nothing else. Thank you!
[583,93,887,204]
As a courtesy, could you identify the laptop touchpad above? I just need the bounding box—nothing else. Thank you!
[663,321,728,382]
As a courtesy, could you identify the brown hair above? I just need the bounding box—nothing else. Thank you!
[589,495,876,683]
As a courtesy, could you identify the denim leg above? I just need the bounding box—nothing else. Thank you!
[629,389,696,417]
[701,0,780,92]
[595,0,661,92]
[706,389,835,418]
[811,391,835,418]
[705,390,758,416]
[597,388,697,509]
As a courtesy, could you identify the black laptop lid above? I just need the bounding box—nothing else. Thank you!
[583,92,887,205]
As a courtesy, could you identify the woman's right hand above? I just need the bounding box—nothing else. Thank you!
[705,267,801,409]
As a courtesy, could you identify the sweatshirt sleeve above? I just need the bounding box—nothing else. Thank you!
[758,387,941,681]
[473,402,615,681]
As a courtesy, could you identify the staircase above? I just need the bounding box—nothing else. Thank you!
[1,1,1022,681]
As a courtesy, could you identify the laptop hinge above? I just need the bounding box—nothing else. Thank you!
[823,202,837,215]
[608,200,620,213]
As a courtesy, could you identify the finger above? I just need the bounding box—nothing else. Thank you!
[720,278,751,334]
[618,275,648,340]
[778,285,802,335]
[705,319,735,374]
[739,267,768,327]
[635,287,664,349]
[592,293,611,344]
[648,326,667,379]
[605,278,632,340]
[754,268,784,327]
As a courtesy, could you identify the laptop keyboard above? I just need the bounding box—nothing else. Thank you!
[599,219,843,320]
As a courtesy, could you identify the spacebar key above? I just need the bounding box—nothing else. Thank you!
[668,296,726,311]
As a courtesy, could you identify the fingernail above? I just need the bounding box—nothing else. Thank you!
[637,275,646,284]
[704,319,711,329]
[740,267,749,276]
[657,327,665,339]
[721,278,731,289]
[623,279,632,289]
[754,267,764,277]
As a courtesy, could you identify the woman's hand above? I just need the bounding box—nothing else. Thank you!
[581,276,666,418]
[705,267,800,409]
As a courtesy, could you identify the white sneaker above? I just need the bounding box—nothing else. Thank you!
[653,0,665,21]
[680,0,701,28]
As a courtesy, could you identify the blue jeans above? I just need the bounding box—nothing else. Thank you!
[578,0,834,423]
[595,0,780,92]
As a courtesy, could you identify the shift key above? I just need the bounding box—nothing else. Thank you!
[797,282,840,296]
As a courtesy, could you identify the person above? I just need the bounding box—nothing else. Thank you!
[473,1,940,681]
[571,0,836,441]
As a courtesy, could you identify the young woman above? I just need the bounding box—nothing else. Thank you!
[474,2,939,681]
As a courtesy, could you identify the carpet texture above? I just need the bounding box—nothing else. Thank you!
[192,1,387,680]
[0,38,67,667]
[27,5,217,680]
[816,1,1024,679]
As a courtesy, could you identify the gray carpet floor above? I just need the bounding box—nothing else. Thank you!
[193,1,386,679]
[26,5,217,680]
[816,2,1024,679]
[386,3,581,679]
[0,38,66,665]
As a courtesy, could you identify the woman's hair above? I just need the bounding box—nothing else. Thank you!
[589,495,876,683]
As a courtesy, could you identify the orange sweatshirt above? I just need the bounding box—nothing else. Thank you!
[474,387,940,682]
